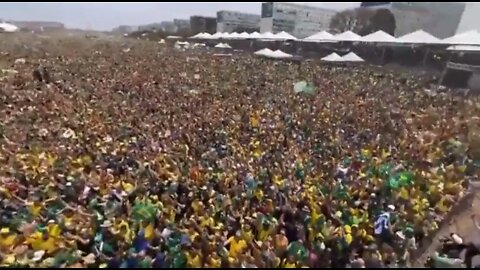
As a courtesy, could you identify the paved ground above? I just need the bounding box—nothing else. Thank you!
[414,190,480,267]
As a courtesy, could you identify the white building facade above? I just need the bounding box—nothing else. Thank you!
[217,10,260,33]
[456,2,480,34]
[360,2,466,38]
[260,2,336,38]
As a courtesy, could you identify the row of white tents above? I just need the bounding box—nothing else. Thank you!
[252,47,366,62]
[254,48,293,59]
[191,31,296,41]
[321,52,364,62]
[191,29,480,50]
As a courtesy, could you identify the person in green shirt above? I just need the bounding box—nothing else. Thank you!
[171,245,188,268]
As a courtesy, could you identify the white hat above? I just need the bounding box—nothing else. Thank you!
[388,205,395,211]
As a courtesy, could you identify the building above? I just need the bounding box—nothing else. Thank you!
[173,19,191,31]
[260,2,336,38]
[160,21,178,33]
[112,25,138,33]
[217,10,260,33]
[359,2,466,38]
[137,23,164,32]
[456,2,480,34]
[10,21,65,32]
[190,16,217,34]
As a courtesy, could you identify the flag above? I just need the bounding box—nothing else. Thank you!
[132,201,157,222]
[293,81,315,95]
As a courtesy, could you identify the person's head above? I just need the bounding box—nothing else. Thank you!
[41,230,49,240]
[0,227,10,236]
[234,230,242,240]
[262,221,270,229]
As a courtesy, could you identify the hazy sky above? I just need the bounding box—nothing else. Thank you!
[0,2,359,31]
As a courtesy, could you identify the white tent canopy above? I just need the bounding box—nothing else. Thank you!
[210,32,227,39]
[191,32,213,39]
[237,32,250,39]
[249,32,262,39]
[442,30,480,46]
[0,22,19,33]
[341,52,365,62]
[265,49,293,59]
[396,30,441,44]
[273,31,297,40]
[175,41,189,46]
[259,31,277,40]
[192,43,206,48]
[360,30,397,43]
[190,33,204,39]
[226,32,241,39]
[254,48,273,56]
[321,52,342,62]
[303,31,335,42]
[270,49,293,58]
[332,31,361,42]
[447,45,480,52]
[214,43,232,49]
[254,48,292,59]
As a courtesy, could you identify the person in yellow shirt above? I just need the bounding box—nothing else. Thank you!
[241,224,253,243]
[206,253,221,268]
[257,220,274,242]
[343,225,353,245]
[47,220,62,238]
[250,112,260,129]
[25,229,59,255]
[0,228,17,251]
[282,254,298,268]
[187,249,203,268]
[224,231,247,258]
[141,220,155,241]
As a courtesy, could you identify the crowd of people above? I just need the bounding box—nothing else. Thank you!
[0,36,479,268]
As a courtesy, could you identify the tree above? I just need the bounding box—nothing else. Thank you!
[329,8,375,34]
[232,26,260,34]
[368,9,396,36]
